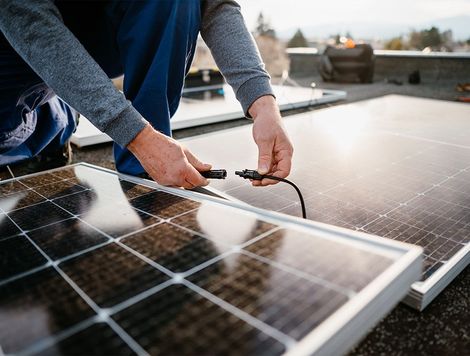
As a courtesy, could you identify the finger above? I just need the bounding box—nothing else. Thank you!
[272,150,292,179]
[257,139,274,175]
[265,143,292,181]
[252,162,280,187]
[259,177,280,186]
[255,167,279,186]
[184,149,212,172]
[181,178,196,190]
[150,173,188,188]
[255,159,285,186]
[258,164,290,186]
[160,176,191,189]
[185,164,209,187]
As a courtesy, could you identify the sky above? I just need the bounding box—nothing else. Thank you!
[237,0,470,32]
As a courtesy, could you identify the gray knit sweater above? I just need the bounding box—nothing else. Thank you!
[0,0,273,147]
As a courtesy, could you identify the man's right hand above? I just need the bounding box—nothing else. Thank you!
[127,124,211,189]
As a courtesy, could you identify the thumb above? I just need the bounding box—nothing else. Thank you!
[184,149,212,172]
[257,140,274,174]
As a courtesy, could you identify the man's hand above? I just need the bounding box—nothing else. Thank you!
[249,95,294,186]
[127,124,211,189]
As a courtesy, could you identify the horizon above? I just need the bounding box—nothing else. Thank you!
[237,0,470,39]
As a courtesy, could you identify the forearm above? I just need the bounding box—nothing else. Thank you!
[200,0,274,116]
[0,0,147,147]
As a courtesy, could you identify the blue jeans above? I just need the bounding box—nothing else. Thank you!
[0,36,76,165]
[0,0,201,175]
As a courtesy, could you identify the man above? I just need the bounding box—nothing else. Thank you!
[0,0,293,188]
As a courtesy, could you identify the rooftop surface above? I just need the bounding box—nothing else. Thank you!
[2,76,469,354]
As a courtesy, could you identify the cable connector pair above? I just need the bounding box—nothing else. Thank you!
[202,169,263,180]
[200,168,307,219]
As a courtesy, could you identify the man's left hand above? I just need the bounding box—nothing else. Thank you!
[249,95,294,186]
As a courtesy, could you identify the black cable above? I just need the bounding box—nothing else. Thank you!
[263,175,307,219]
[235,169,307,219]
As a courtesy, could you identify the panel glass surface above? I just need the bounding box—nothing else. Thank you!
[183,95,470,282]
[172,85,329,127]
[0,164,405,355]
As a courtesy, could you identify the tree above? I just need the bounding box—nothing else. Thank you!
[409,27,445,50]
[408,30,421,49]
[467,38,470,45]
[254,12,276,38]
[287,29,308,48]
[387,27,456,52]
[421,27,443,49]
[334,34,341,45]
[385,37,406,50]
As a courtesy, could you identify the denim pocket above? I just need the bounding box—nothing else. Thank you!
[0,83,54,153]
[16,83,55,112]
[0,113,36,154]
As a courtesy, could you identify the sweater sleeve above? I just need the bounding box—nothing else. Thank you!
[200,0,275,117]
[0,0,148,147]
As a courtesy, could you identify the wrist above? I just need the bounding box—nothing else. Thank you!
[127,124,164,154]
[248,95,278,120]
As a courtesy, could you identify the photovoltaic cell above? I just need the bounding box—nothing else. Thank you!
[130,190,200,219]
[28,218,109,260]
[0,214,20,239]
[34,179,86,200]
[224,185,294,211]
[244,229,394,292]
[112,284,287,356]
[21,172,64,188]
[0,268,95,354]
[0,164,420,355]
[53,190,98,216]
[170,209,276,245]
[80,205,161,238]
[0,236,47,280]
[9,202,71,231]
[121,223,230,273]
[182,95,470,309]
[33,323,134,356]
[60,243,170,308]
[51,167,79,180]
[0,180,27,196]
[187,253,349,340]
[0,190,45,212]
[118,179,156,199]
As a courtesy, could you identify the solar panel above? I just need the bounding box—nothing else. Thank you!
[70,85,346,147]
[182,94,470,310]
[171,85,347,130]
[0,163,421,355]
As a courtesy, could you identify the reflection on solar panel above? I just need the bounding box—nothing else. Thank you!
[182,94,470,310]
[171,85,347,130]
[0,163,421,355]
